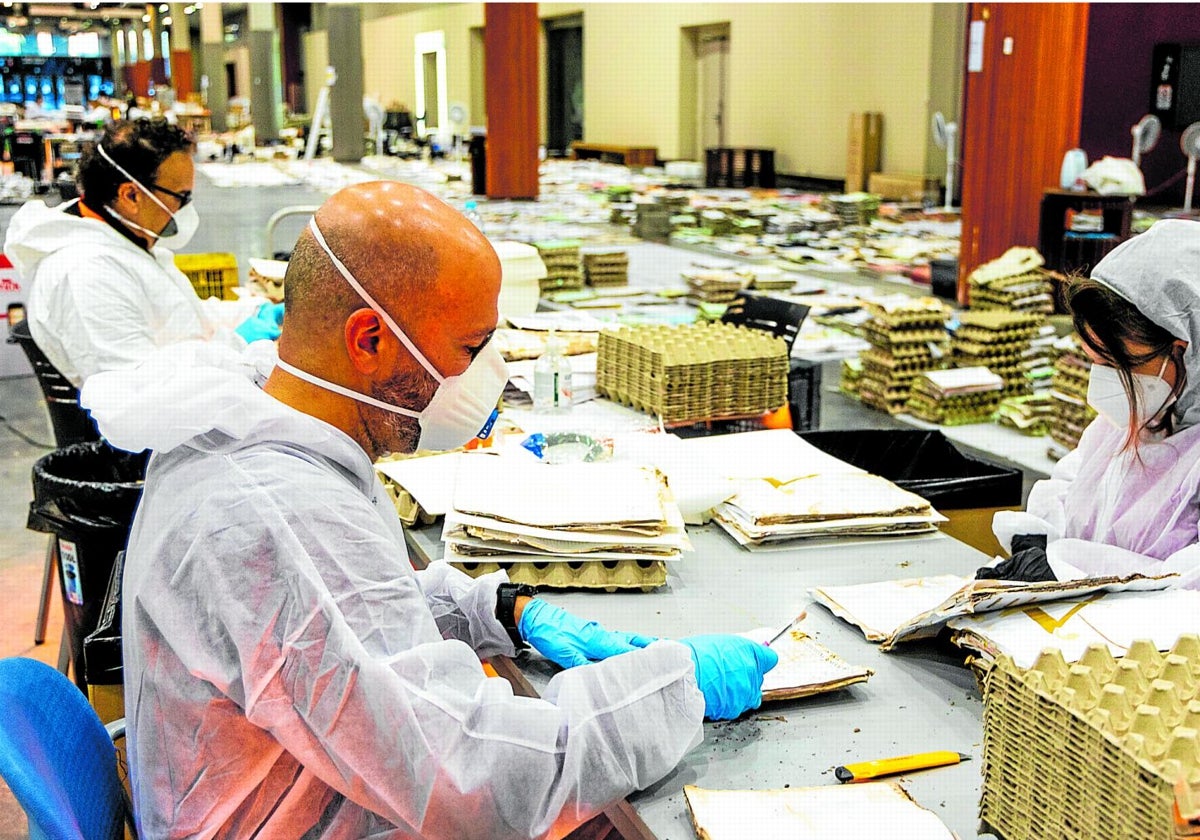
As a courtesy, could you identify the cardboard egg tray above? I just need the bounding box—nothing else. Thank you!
[860,348,941,375]
[582,250,629,287]
[682,269,753,303]
[864,297,951,326]
[970,270,1057,316]
[839,357,864,398]
[823,192,882,226]
[535,240,584,291]
[982,640,1200,840]
[1048,338,1096,452]
[907,381,1002,426]
[596,323,788,423]
[997,393,1054,436]
[862,324,949,349]
[448,556,667,592]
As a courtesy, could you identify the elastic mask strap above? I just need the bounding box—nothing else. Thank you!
[308,217,446,385]
[97,143,173,217]
[275,358,421,419]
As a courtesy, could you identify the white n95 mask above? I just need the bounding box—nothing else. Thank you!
[275,217,507,452]
[1086,358,1175,432]
[97,143,200,249]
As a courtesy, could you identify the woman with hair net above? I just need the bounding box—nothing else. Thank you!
[81,181,776,839]
[981,219,1200,586]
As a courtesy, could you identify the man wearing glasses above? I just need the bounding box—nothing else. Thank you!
[5,117,280,387]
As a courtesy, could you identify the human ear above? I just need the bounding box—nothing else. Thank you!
[345,307,384,374]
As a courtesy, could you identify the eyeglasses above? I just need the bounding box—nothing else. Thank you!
[150,183,193,207]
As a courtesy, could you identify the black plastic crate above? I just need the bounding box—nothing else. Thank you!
[798,429,1021,510]
[788,358,821,432]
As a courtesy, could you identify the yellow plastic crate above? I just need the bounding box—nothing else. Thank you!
[174,252,239,301]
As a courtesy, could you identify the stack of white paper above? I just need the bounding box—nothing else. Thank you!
[442,458,690,562]
[713,472,946,547]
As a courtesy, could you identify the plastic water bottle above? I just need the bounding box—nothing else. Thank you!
[533,330,573,414]
[464,199,485,233]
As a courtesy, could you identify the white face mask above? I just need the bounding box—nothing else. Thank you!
[1086,357,1175,432]
[275,217,507,452]
[97,143,199,249]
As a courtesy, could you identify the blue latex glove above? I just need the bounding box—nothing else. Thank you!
[261,301,285,326]
[679,634,779,721]
[518,598,656,668]
[235,303,283,343]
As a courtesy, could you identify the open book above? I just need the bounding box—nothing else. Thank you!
[683,782,955,840]
[810,573,1176,650]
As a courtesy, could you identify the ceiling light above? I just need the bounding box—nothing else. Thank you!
[183,5,193,13]
[141,13,149,22]
[161,15,170,24]
[159,3,168,11]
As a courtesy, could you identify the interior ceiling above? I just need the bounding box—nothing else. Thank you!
[6,3,242,30]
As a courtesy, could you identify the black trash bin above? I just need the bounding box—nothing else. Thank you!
[469,134,486,195]
[28,442,148,690]
[799,429,1022,556]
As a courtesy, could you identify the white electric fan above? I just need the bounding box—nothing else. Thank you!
[447,102,469,163]
[1182,122,1200,214]
[931,111,958,212]
[1130,114,1162,169]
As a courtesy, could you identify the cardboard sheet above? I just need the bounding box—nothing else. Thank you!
[683,782,955,840]
[812,573,1177,648]
[948,587,1200,668]
[374,451,470,517]
[741,626,871,701]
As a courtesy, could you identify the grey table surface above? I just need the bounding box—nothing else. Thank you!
[406,522,999,840]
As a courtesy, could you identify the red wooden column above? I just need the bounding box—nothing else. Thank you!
[958,2,1089,303]
[484,3,539,199]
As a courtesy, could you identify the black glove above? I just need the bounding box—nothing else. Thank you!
[976,534,1056,582]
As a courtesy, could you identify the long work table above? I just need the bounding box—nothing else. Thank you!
[405,522,999,839]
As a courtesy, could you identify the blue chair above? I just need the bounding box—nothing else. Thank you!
[0,657,134,840]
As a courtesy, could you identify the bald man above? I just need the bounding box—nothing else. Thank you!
[82,182,775,839]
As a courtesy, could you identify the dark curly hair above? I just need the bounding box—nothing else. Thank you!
[76,118,194,211]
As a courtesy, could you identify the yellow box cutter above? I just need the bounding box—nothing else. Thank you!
[834,750,971,783]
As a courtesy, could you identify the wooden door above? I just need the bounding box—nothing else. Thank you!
[958,3,1090,302]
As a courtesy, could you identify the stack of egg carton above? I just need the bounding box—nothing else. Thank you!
[823,192,882,227]
[632,194,690,241]
[996,392,1055,436]
[596,323,788,424]
[906,366,1005,426]
[982,639,1200,840]
[1048,334,1097,455]
[681,267,754,303]
[856,297,951,415]
[534,240,584,292]
[582,249,629,287]
[952,310,1045,398]
[967,246,1057,316]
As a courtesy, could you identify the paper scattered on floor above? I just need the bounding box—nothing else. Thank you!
[197,162,301,188]
[811,573,1177,649]
[683,782,955,840]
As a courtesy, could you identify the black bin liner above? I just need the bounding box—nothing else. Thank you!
[799,429,1022,510]
[28,442,148,689]
[83,550,126,687]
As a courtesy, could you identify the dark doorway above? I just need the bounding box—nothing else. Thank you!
[546,18,583,156]
[225,62,237,98]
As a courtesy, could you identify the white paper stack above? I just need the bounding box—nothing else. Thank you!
[442,458,690,562]
[712,472,946,547]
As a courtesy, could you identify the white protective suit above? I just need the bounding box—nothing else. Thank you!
[4,199,260,386]
[80,343,705,840]
[993,220,1200,587]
